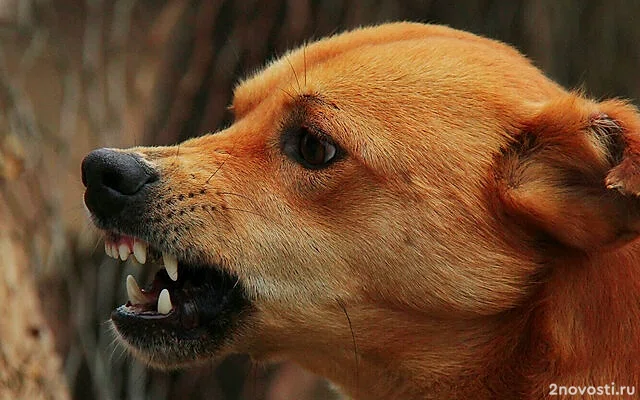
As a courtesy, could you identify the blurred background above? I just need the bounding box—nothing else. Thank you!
[1,1,639,399]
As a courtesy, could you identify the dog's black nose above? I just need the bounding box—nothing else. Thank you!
[82,148,157,218]
[82,148,155,194]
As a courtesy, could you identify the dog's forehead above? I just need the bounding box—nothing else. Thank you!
[233,22,555,118]
[231,22,564,178]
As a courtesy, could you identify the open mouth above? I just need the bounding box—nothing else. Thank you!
[82,147,250,366]
[105,231,246,344]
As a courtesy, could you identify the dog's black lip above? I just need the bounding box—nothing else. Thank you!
[113,305,178,321]
[112,267,246,347]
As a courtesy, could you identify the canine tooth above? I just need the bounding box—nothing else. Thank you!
[163,252,178,281]
[105,242,111,257]
[157,289,172,314]
[133,240,147,264]
[126,275,147,304]
[118,243,130,261]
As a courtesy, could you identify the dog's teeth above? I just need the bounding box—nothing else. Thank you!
[105,242,111,258]
[109,243,117,259]
[118,243,130,261]
[126,275,147,305]
[133,240,147,264]
[157,289,172,314]
[163,252,178,281]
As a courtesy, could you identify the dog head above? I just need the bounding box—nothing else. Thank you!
[82,22,640,396]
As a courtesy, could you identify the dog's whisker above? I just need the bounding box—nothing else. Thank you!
[278,86,296,101]
[213,207,243,246]
[205,142,236,185]
[286,55,302,94]
[205,158,228,184]
[303,43,307,88]
[205,207,242,248]
[216,191,256,202]
[205,156,229,184]
[224,207,272,221]
[90,233,104,255]
[216,191,268,214]
[337,299,359,395]
[202,208,227,245]
[231,276,241,291]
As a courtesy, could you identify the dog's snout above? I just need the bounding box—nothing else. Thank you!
[82,148,157,219]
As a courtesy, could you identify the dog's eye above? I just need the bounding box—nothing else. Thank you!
[282,126,340,169]
[299,130,336,167]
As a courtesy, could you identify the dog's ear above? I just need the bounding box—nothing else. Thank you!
[494,95,640,250]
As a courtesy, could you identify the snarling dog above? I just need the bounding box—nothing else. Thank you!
[82,22,640,399]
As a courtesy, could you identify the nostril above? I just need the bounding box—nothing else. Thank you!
[103,166,155,195]
[102,170,120,191]
[104,169,131,194]
[82,148,157,196]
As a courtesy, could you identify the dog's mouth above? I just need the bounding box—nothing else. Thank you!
[104,231,248,366]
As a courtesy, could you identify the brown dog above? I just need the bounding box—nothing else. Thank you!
[81,22,640,399]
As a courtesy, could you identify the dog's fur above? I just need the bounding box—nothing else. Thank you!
[98,23,640,398]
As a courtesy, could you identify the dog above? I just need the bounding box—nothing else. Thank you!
[81,22,640,399]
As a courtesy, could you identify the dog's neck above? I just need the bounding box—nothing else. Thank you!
[287,242,640,399]
[519,242,640,398]
[288,305,528,399]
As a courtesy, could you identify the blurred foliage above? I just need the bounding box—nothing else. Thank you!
[0,0,639,399]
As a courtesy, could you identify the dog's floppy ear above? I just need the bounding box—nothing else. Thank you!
[495,94,640,250]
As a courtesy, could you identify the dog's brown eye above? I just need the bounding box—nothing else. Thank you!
[299,131,336,167]
[281,126,340,169]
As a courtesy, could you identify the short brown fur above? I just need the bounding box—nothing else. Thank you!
[110,23,640,399]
